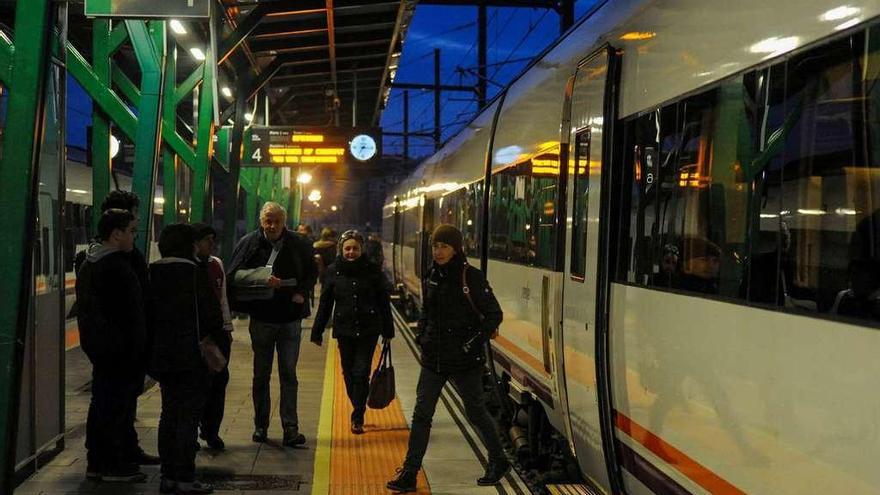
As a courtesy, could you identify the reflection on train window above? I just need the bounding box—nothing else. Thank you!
[618,25,880,325]
[489,146,559,268]
[438,180,483,257]
[570,129,591,279]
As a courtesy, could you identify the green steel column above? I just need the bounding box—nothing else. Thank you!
[221,91,248,261]
[127,20,166,255]
[162,148,177,225]
[0,0,52,492]
[161,37,177,226]
[91,18,111,229]
[190,43,215,223]
[291,182,302,228]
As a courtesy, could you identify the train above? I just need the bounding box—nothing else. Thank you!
[382,0,880,493]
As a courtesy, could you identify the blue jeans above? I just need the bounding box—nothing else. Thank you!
[249,319,302,432]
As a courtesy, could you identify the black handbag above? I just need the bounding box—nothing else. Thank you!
[367,339,395,409]
[195,272,228,374]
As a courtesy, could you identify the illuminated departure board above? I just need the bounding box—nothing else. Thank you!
[242,126,381,168]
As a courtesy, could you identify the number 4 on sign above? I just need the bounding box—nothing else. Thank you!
[252,148,262,162]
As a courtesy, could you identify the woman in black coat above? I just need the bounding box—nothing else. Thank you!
[310,230,394,434]
[149,223,225,495]
[387,224,508,493]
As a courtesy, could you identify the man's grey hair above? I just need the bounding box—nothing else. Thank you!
[260,201,287,221]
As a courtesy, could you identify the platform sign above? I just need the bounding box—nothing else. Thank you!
[242,126,381,168]
[85,0,210,18]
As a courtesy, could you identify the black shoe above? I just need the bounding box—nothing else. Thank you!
[386,467,418,493]
[351,421,364,435]
[200,432,226,450]
[159,477,177,494]
[252,427,268,443]
[477,458,510,486]
[176,480,214,494]
[102,463,147,483]
[282,431,306,447]
[129,448,161,465]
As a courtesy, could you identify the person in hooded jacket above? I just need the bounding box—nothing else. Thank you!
[313,227,337,285]
[387,224,508,493]
[310,230,394,434]
[76,208,149,483]
[149,223,225,495]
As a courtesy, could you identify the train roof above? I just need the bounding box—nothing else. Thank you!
[388,0,880,204]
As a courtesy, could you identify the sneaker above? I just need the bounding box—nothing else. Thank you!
[101,463,147,483]
[129,448,161,466]
[282,431,306,447]
[476,458,510,486]
[176,480,214,494]
[351,421,364,435]
[386,467,418,493]
[252,427,268,443]
[200,432,226,450]
[159,477,177,494]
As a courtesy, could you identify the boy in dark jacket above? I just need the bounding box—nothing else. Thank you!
[310,230,394,434]
[149,223,225,495]
[388,224,507,493]
[76,209,148,482]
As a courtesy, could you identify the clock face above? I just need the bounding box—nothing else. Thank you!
[349,134,377,161]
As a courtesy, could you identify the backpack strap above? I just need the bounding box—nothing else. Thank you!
[461,264,485,322]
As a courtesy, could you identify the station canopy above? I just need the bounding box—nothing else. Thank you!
[223,0,416,127]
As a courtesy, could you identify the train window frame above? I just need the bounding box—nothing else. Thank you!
[569,127,591,281]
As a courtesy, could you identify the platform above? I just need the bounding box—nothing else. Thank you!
[14,307,530,495]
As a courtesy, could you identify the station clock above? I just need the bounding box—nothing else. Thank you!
[349,134,377,161]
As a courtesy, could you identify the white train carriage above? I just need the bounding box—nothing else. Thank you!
[384,0,880,493]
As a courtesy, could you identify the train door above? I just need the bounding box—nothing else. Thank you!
[560,47,614,492]
[392,198,402,287]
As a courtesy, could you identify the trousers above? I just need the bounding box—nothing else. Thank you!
[249,319,302,431]
[337,334,379,424]
[200,332,232,438]
[158,370,209,481]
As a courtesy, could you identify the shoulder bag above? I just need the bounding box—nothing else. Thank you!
[461,264,498,339]
[367,339,395,409]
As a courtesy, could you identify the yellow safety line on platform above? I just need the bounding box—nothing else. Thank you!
[311,338,338,495]
[329,342,430,494]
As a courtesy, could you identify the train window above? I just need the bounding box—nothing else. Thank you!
[488,146,559,269]
[617,25,880,325]
[438,180,483,257]
[570,129,591,279]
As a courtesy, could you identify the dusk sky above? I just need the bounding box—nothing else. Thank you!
[66,2,600,159]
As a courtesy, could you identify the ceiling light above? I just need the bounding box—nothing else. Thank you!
[331,205,337,212]
[296,172,312,184]
[308,189,322,202]
[189,47,206,61]
[244,112,253,122]
[620,31,656,41]
[169,19,187,35]
[221,86,232,98]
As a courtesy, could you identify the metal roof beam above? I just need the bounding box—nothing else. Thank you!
[270,65,385,82]
[217,3,269,65]
[392,82,476,92]
[419,0,556,7]
[326,0,338,101]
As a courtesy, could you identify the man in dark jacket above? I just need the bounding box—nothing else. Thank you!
[227,202,317,447]
[149,223,225,495]
[73,190,156,469]
[388,224,507,493]
[76,209,148,482]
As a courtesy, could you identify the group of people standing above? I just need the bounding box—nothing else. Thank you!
[75,190,510,494]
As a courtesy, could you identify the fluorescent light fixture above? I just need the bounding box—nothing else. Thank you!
[820,6,860,21]
[835,207,858,215]
[66,188,88,194]
[296,172,312,184]
[154,197,165,205]
[189,47,206,61]
[221,86,232,98]
[760,213,778,218]
[169,19,187,35]
[244,112,253,122]
[749,36,799,58]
